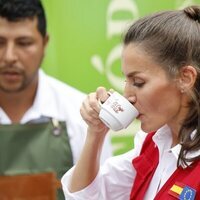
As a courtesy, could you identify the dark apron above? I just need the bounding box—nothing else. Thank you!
[0,118,73,200]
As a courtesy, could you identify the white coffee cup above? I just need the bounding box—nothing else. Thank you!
[99,91,139,131]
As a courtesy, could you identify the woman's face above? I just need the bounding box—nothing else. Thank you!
[122,44,186,133]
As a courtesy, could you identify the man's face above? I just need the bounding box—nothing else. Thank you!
[0,17,48,93]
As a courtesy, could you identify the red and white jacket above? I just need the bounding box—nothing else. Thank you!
[130,132,200,200]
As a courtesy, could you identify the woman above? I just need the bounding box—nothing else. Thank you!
[62,5,200,199]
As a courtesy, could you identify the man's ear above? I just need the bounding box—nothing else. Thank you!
[178,66,197,92]
[43,34,49,48]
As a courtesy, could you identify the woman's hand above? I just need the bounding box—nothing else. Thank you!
[80,87,110,135]
[69,87,112,192]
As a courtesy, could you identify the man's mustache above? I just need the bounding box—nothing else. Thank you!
[0,66,23,74]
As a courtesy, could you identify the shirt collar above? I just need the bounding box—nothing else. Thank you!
[23,69,60,122]
[0,69,60,124]
[30,70,57,116]
[153,126,200,168]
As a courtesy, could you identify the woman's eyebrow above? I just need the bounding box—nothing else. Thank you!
[125,71,141,78]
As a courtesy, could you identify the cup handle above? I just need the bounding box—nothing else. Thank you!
[98,91,112,106]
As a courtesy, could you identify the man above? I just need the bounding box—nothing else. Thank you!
[0,0,112,199]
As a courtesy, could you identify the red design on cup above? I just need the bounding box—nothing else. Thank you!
[111,102,124,113]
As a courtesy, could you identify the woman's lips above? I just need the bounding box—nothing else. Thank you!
[136,113,142,120]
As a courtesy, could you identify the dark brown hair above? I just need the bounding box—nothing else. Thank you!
[0,0,46,37]
[124,5,200,167]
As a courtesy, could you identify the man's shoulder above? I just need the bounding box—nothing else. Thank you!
[39,70,86,98]
[35,70,86,122]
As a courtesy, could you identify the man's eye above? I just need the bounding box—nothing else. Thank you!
[18,41,33,46]
[0,40,6,46]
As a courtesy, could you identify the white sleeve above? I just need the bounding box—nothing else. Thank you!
[100,134,113,163]
[61,139,145,200]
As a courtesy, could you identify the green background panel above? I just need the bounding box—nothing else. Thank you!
[41,0,200,154]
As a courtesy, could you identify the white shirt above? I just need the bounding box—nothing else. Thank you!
[0,69,112,164]
[61,125,199,200]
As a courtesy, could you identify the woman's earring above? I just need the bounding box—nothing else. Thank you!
[180,88,185,93]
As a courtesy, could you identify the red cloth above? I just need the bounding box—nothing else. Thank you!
[130,132,200,199]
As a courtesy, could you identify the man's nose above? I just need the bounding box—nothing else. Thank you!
[3,44,18,64]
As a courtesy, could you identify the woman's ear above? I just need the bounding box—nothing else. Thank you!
[178,66,197,92]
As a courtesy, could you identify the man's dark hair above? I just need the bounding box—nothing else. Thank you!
[0,0,47,37]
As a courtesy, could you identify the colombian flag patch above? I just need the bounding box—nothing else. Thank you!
[168,182,196,200]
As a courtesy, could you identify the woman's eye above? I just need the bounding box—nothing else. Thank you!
[124,78,145,88]
[132,77,145,88]
[133,81,145,87]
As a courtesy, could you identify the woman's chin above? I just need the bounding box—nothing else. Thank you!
[141,124,157,133]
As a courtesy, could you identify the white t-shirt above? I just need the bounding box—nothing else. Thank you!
[0,69,112,164]
[61,125,199,200]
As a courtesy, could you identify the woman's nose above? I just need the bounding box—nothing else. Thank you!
[123,83,137,104]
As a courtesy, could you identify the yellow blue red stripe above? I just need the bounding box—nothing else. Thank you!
[168,182,196,200]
